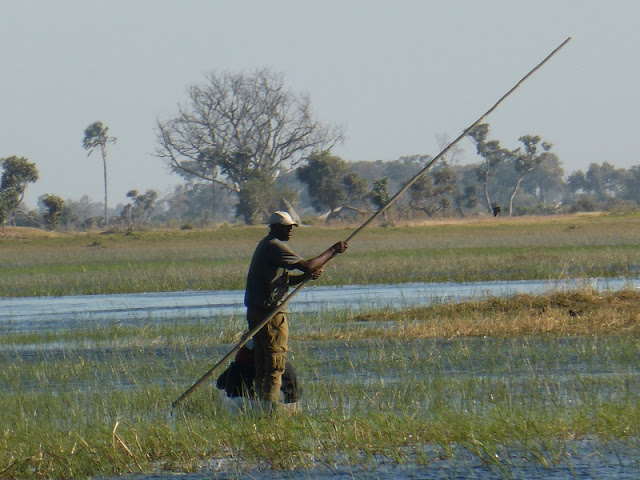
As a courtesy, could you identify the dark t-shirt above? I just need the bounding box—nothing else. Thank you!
[244,234,303,309]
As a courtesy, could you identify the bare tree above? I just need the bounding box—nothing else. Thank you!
[155,68,344,223]
[83,121,116,224]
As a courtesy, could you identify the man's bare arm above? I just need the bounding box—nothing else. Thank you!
[294,241,348,273]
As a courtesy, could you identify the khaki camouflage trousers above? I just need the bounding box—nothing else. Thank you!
[247,307,288,405]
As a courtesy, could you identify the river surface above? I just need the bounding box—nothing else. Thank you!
[1,277,638,334]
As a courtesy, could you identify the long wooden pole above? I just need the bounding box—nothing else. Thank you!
[172,36,572,408]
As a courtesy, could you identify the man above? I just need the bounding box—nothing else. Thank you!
[244,210,347,408]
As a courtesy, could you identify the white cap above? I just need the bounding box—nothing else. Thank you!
[268,211,299,226]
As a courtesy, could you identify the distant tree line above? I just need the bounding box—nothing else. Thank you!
[5,146,640,233]
[3,67,640,233]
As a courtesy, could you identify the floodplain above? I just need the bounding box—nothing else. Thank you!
[1,213,640,478]
[2,213,640,297]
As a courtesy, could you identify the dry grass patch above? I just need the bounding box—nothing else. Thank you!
[0,226,61,239]
[354,289,640,338]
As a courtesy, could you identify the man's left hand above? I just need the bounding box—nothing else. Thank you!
[309,268,324,280]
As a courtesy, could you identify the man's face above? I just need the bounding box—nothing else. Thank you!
[272,223,294,241]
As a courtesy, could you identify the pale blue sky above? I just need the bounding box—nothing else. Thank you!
[1,1,638,208]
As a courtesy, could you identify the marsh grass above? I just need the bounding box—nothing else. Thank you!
[349,287,640,338]
[1,290,639,478]
[3,214,640,296]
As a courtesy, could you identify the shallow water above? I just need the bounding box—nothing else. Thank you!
[3,278,640,479]
[124,438,640,479]
[1,277,637,334]
[6,340,637,479]
[5,334,640,479]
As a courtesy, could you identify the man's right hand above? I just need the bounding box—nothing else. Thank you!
[331,241,348,254]
[300,241,349,273]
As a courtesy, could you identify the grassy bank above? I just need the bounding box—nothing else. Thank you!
[2,213,640,297]
[1,289,639,478]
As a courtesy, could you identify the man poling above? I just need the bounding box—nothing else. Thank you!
[243,211,347,409]
[171,36,572,410]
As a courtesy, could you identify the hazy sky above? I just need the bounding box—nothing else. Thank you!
[1,1,638,209]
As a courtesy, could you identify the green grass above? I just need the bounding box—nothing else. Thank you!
[3,213,640,297]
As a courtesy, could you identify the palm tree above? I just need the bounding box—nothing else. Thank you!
[83,121,116,224]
